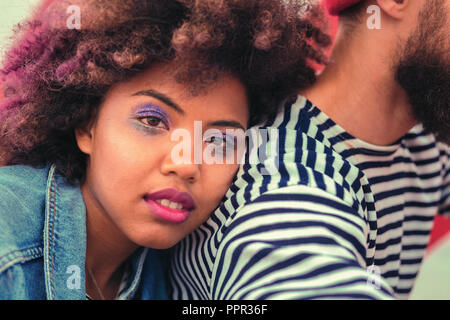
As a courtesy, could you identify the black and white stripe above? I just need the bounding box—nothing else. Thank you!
[169,96,449,300]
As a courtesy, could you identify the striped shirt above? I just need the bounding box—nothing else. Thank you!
[169,95,450,300]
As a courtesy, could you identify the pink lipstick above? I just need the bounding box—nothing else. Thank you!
[144,188,195,224]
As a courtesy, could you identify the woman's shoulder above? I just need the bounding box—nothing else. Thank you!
[0,165,50,270]
[0,164,50,214]
[0,164,51,185]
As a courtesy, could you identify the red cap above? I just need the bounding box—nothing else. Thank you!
[324,0,364,16]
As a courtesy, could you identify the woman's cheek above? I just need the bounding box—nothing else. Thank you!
[205,164,238,199]
[194,167,236,227]
[101,122,160,167]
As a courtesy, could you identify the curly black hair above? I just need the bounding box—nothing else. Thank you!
[0,0,331,183]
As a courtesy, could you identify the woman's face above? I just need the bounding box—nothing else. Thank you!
[76,63,248,249]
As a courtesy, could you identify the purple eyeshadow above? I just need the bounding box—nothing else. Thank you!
[134,103,171,125]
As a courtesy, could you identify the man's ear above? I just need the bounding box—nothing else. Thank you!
[376,0,410,19]
[75,116,96,155]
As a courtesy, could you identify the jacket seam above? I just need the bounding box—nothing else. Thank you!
[44,164,57,300]
[45,167,57,299]
[50,176,56,287]
[0,245,43,273]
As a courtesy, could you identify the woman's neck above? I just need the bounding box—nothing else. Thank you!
[81,183,139,299]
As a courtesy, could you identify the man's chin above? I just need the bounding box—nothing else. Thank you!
[409,96,449,144]
[395,63,450,144]
[412,110,450,144]
[392,0,449,144]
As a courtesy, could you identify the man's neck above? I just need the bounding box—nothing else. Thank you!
[302,29,417,146]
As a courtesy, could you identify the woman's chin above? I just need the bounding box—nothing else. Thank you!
[126,228,183,250]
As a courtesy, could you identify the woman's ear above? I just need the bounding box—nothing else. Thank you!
[376,0,410,20]
[75,116,97,155]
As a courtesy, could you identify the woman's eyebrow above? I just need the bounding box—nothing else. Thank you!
[132,89,185,115]
[208,120,245,131]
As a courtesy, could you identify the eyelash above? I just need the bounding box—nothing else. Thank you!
[137,115,169,130]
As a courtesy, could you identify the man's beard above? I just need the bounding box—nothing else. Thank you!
[395,0,450,144]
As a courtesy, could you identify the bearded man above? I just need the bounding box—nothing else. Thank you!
[169,0,449,299]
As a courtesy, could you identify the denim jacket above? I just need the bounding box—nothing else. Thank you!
[0,164,167,300]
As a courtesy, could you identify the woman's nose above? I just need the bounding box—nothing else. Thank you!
[160,152,200,182]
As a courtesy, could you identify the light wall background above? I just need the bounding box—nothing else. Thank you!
[0,0,40,58]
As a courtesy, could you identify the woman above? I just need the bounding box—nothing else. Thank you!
[0,0,330,299]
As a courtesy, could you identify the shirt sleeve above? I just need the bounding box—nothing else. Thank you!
[438,144,449,217]
[209,184,396,300]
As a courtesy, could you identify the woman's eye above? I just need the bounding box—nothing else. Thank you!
[205,134,236,154]
[206,136,222,145]
[205,135,227,147]
[139,116,168,130]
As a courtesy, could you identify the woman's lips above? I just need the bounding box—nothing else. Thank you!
[144,188,195,224]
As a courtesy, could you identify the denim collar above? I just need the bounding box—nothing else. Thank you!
[43,165,87,299]
[43,165,149,300]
